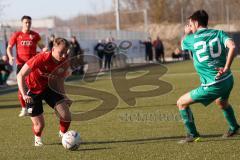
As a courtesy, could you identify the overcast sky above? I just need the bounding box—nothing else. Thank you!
[1,0,113,21]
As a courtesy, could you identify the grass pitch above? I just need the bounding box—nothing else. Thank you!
[1,60,240,160]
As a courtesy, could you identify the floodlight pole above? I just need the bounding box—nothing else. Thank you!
[143,9,148,32]
[115,0,120,31]
[143,0,148,33]
[181,7,184,26]
[226,5,230,32]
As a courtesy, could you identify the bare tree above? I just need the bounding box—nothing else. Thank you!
[117,0,240,24]
[54,0,240,29]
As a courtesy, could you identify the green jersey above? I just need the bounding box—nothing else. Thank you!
[182,28,232,86]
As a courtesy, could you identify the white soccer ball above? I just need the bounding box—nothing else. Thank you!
[62,130,81,150]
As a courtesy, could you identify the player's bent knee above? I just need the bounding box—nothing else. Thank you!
[56,105,72,122]
[54,99,73,121]
[177,98,185,109]
[215,99,228,109]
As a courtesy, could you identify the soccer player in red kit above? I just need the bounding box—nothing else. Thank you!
[17,37,72,146]
[7,15,46,117]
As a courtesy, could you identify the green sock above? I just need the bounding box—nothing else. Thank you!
[222,105,239,131]
[179,107,199,137]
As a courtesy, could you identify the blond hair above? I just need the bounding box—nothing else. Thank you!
[53,37,70,48]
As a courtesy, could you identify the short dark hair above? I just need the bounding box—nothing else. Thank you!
[21,15,32,21]
[188,10,208,27]
[54,37,70,48]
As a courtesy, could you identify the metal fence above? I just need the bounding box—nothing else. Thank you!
[0,27,148,83]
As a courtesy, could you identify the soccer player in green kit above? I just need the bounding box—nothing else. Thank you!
[177,10,239,143]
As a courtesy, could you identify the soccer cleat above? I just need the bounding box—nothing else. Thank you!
[34,136,43,147]
[222,126,240,138]
[18,108,28,117]
[178,133,201,144]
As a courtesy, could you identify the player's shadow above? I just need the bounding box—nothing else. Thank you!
[48,134,240,151]
[199,135,240,143]
[77,147,112,152]
[48,142,112,152]
[81,133,234,145]
[81,135,185,145]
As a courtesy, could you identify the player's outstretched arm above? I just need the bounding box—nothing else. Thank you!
[17,64,32,104]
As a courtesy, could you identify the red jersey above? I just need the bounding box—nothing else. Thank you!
[9,30,41,66]
[26,52,69,94]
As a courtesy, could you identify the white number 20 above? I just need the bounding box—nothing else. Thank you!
[194,38,221,62]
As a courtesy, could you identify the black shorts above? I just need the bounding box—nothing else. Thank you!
[16,65,23,74]
[27,87,65,117]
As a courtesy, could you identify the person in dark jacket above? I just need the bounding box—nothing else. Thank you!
[0,55,12,86]
[69,36,84,75]
[104,37,115,71]
[140,37,153,63]
[153,36,165,63]
[94,39,105,71]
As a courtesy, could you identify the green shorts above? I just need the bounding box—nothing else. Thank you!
[190,76,234,106]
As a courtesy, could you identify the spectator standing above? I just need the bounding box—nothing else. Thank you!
[104,37,115,71]
[69,36,84,75]
[94,39,105,71]
[0,55,12,86]
[153,36,165,63]
[140,37,153,63]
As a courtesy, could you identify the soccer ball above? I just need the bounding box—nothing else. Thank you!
[62,130,81,150]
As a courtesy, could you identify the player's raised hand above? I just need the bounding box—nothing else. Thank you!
[215,67,229,80]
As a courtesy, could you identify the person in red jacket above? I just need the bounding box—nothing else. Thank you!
[17,37,72,146]
[7,15,47,117]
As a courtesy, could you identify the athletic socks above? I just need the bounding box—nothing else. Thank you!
[179,107,199,137]
[59,120,71,133]
[222,105,239,131]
